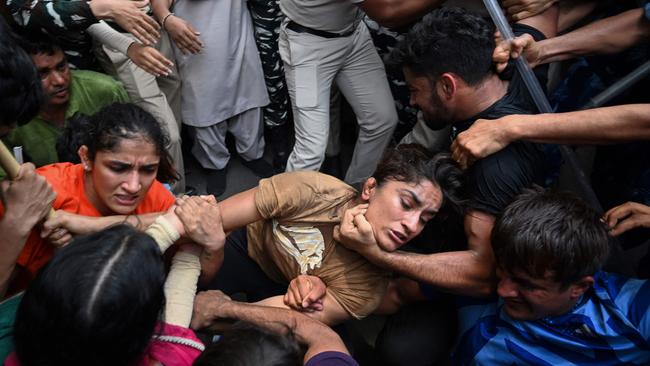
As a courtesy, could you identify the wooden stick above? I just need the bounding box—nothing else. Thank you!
[0,141,20,179]
[0,140,55,218]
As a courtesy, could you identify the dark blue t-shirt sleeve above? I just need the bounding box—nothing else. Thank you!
[305,351,359,366]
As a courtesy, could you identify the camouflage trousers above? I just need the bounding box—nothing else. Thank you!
[247,0,291,129]
[363,17,419,144]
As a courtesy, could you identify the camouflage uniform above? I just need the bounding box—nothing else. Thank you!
[247,0,293,170]
[363,17,419,144]
[6,0,99,69]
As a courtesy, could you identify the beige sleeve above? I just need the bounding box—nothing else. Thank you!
[87,21,134,55]
[163,251,201,327]
[145,215,180,253]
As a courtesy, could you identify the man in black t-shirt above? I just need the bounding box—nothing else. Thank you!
[336,6,556,299]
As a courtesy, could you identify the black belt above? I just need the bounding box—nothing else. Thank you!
[286,20,354,38]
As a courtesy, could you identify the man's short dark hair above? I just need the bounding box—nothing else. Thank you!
[492,190,610,287]
[15,29,63,56]
[386,7,495,86]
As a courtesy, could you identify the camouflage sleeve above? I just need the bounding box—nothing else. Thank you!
[7,0,98,31]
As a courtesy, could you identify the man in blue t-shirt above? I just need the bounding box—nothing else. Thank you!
[454,190,650,365]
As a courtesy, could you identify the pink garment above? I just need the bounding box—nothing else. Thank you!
[5,323,203,366]
[140,323,204,366]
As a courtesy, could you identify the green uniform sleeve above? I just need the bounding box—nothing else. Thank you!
[8,0,98,31]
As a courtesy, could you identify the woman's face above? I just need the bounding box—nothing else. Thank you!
[362,178,443,252]
[82,137,160,215]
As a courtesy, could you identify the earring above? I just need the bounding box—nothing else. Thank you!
[84,164,91,172]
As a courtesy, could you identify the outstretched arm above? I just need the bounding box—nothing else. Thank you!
[256,290,351,326]
[41,211,166,247]
[452,104,650,167]
[335,206,496,297]
[7,0,161,45]
[217,187,264,233]
[87,21,174,77]
[495,7,650,69]
[191,290,351,363]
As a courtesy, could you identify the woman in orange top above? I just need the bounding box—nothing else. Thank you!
[4,103,179,297]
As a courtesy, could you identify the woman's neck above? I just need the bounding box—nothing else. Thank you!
[83,170,112,216]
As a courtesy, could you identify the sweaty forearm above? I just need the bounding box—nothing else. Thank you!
[366,249,495,297]
[505,104,650,145]
[221,301,345,355]
[536,8,650,64]
[85,212,165,233]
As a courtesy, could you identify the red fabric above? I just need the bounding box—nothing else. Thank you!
[4,323,203,366]
[4,163,175,295]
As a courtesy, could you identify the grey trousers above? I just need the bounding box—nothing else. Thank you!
[279,19,397,185]
[190,107,265,170]
[95,32,185,194]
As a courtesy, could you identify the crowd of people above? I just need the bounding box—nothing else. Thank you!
[0,0,649,364]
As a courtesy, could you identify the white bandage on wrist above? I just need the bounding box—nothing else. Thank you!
[164,251,201,327]
[145,215,181,253]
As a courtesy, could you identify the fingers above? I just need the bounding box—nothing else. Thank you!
[176,194,201,213]
[15,162,37,180]
[41,211,63,238]
[341,204,368,229]
[604,202,650,236]
[303,287,325,309]
[131,23,159,46]
[510,35,533,59]
[351,209,372,233]
[609,217,644,236]
[141,48,173,76]
[167,17,203,54]
[451,134,477,170]
[131,0,160,39]
[451,140,469,170]
[494,31,502,43]
[200,195,218,205]
[333,224,342,242]
[604,202,636,229]
[49,228,72,248]
[179,30,203,54]
[284,281,302,310]
[183,24,204,53]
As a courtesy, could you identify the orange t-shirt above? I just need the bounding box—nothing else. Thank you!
[4,163,175,295]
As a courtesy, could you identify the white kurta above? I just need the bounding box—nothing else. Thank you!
[173,0,269,127]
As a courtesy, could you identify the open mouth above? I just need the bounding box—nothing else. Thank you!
[114,194,138,206]
[389,229,407,244]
